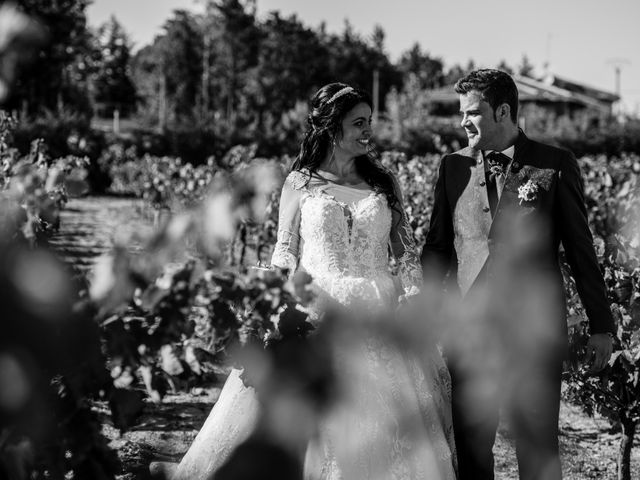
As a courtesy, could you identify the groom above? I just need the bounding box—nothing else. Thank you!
[421,69,615,480]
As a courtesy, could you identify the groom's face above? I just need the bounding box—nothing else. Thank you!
[459,90,501,150]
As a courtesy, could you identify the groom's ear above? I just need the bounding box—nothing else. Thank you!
[496,103,511,123]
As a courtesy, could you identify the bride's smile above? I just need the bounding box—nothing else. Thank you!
[334,102,373,157]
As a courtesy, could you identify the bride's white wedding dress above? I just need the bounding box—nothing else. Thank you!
[171,169,457,479]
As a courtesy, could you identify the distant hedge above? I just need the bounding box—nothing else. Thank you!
[7,113,640,196]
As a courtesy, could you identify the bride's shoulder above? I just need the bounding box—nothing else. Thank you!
[284,169,311,191]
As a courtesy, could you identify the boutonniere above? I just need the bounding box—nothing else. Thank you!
[518,179,539,204]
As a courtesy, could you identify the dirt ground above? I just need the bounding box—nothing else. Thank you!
[98,383,638,480]
[55,197,639,479]
[97,380,638,480]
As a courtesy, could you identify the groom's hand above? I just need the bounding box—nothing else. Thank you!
[585,333,614,373]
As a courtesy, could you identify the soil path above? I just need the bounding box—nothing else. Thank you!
[50,195,155,272]
[49,196,638,480]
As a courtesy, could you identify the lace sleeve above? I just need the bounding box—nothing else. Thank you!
[270,171,306,272]
[389,174,423,294]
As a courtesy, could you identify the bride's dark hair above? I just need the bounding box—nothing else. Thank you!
[291,82,398,210]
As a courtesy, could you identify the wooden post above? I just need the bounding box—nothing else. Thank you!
[113,108,120,135]
[372,69,380,123]
[159,75,167,130]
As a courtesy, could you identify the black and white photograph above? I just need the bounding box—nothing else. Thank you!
[0,0,639,479]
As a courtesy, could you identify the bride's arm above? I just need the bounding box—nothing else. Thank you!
[270,172,304,272]
[388,174,423,295]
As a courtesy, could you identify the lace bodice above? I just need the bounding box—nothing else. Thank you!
[271,169,422,311]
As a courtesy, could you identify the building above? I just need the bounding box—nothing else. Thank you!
[426,73,620,121]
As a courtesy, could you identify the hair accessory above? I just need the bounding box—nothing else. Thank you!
[327,86,354,104]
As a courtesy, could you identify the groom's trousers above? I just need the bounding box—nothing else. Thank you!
[448,349,563,480]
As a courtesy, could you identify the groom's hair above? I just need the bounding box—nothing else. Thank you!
[455,69,519,123]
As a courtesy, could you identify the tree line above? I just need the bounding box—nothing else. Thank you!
[5,1,537,136]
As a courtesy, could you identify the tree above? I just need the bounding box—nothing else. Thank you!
[466,59,476,73]
[397,43,445,90]
[7,0,93,117]
[0,3,45,104]
[323,21,401,110]
[518,54,535,77]
[382,76,433,149]
[443,63,467,85]
[245,12,330,132]
[203,0,260,126]
[496,59,514,74]
[93,16,137,117]
[127,1,401,154]
[130,43,163,127]
[161,10,203,122]
[132,9,203,127]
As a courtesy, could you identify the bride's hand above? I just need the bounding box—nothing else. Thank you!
[288,270,319,307]
[398,285,421,305]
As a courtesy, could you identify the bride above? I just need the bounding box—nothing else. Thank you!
[165,83,457,479]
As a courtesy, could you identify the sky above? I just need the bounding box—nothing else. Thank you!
[87,0,640,114]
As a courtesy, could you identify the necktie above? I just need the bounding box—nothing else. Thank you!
[485,152,510,216]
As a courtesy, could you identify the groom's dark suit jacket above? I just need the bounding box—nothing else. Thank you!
[421,131,615,344]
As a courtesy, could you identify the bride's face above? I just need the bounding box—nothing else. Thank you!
[334,102,372,158]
